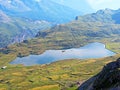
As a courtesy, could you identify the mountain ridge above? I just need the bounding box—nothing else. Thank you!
[0,0,82,23]
[76,8,120,24]
[36,8,120,40]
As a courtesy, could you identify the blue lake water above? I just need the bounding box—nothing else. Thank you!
[10,42,116,66]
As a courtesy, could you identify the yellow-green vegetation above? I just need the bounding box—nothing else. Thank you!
[0,54,119,90]
[0,27,120,90]
[6,35,120,58]
[30,84,59,90]
[106,42,120,53]
[1,9,120,90]
[0,53,16,66]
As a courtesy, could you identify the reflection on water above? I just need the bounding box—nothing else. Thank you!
[10,42,116,66]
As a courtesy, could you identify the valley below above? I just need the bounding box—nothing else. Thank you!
[0,20,120,89]
[0,1,120,89]
[0,33,120,89]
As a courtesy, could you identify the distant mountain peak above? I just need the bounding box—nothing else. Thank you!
[75,8,120,24]
[96,8,113,15]
[0,0,31,12]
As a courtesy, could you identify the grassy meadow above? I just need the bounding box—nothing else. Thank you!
[0,55,119,90]
[0,20,120,90]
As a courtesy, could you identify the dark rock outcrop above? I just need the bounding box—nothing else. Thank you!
[78,58,120,90]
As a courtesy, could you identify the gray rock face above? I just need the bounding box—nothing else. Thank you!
[78,58,120,90]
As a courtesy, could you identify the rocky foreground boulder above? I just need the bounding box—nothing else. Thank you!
[78,58,120,90]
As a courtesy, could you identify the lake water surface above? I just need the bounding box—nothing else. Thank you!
[10,42,116,66]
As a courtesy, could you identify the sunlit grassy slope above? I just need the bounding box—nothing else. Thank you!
[0,31,120,90]
[0,54,119,90]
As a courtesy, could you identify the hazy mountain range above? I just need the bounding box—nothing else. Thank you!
[0,0,120,48]
[76,8,120,24]
[36,8,120,49]
[0,10,51,47]
[0,0,82,23]
[37,8,120,35]
[0,0,84,47]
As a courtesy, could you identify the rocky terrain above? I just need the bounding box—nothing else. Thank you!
[78,58,120,90]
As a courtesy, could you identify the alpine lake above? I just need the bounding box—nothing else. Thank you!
[10,42,116,66]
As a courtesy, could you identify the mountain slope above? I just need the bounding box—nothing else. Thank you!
[37,8,120,37]
[4,9,120,57]
[0,11,51,47]
[35,9,120,50]
[78,58,120,90]
[0,0,82,23]
[76,8,120,24]
[0,0,83,47]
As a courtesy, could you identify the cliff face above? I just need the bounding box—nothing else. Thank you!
[79,58,120,90]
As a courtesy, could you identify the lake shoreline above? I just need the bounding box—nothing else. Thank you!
[10,42,116,66]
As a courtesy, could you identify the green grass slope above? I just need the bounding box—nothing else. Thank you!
[0,17,51,47]
[0,53,119,90]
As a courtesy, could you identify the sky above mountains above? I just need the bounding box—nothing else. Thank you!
[1,0,119,15]
[52,0,94,14]
[53,0,120,13]
[87,0,120,10]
